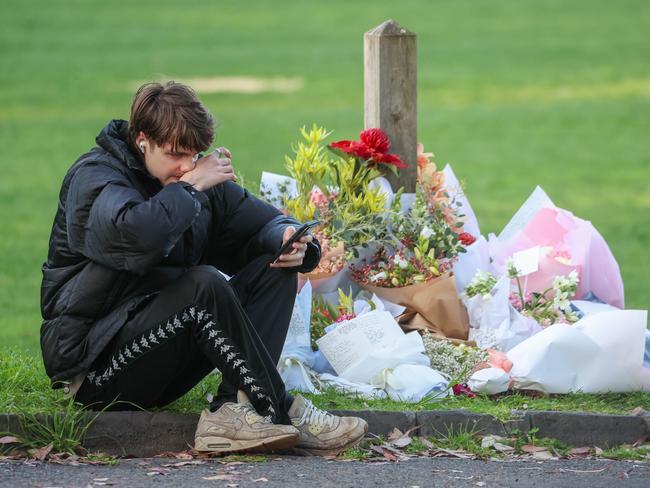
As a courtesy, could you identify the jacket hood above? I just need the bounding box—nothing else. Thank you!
[96,119,149,175]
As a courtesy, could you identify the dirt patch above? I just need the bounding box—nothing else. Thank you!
[131,76,303,94]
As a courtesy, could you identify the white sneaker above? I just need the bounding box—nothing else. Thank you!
[288,395,368,456]
[194,391,299,453]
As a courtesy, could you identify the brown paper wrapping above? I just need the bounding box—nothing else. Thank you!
[298,241,347,292]
[361,273,470,341]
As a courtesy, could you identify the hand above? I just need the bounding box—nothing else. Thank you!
[270,226,313,269]
[179,147,236,191]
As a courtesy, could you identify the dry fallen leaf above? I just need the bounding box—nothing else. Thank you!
[569,447,591,456]
[392,436,413,449]
[387,428,405,441]
[370,445,398,462]
[31,443,53,461]
[531,450,556,460]
[155,450,195,459]
[430,448,475,460]
[161,460,205,468]
[493,442,515,453]
[420,438,435,449]
[521,445,548,453]
[0,436,19,444]
[202,474,240,481]
[558,468,606,474]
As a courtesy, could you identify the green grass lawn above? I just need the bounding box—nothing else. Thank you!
[3,349,649,419]
[1,0,648,356]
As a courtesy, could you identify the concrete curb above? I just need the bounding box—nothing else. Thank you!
[2,409,648,457]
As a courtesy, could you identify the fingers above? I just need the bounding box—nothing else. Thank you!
[215,146,232,158]
[283,226,296,243]
[270,251,305,268]
[272,226,312,268]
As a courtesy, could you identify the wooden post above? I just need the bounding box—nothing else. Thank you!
[364,20,417,192]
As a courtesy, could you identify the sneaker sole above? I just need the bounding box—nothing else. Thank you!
[194,432,299,454]
[292,421,368,457]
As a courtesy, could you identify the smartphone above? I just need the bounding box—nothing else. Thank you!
[271,220,319,263]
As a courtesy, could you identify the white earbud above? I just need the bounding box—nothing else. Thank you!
[139,141,145,153]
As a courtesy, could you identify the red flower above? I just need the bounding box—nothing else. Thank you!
[452,383,477,398]
[458,232,476,246]
[330,140,361,156]
[329,128,406,169]
[359,128,390,153]
[372,152,407,169]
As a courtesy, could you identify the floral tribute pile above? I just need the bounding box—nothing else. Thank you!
[261,124,642,402]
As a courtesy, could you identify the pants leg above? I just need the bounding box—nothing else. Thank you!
[213,254,298,406]
[75,265,292,424]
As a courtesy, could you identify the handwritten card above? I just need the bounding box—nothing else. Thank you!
[316,310,404,375]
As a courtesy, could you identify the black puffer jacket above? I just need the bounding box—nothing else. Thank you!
[40,120,320,386]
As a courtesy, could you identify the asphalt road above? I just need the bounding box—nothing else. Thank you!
[2,456,649,488]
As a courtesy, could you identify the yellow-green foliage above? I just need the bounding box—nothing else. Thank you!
[283,125,335,221]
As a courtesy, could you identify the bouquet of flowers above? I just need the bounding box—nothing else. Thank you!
[346,144,473,341]
[506,261,580,326]
[462,264,579,352]
[350,232,442,287]
[310,288,357,350]
[351,143,474,287]
[279,125,403,261]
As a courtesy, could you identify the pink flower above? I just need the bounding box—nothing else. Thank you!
[416,142,434,170]
[487,349,513,373]
[309,188,328,208]
[509,292,523,311]
[335,313,356,323]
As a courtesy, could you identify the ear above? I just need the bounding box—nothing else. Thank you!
[135,131,147,145]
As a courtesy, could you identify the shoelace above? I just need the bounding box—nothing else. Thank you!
[231,403,272,424]
[296,398,336,429]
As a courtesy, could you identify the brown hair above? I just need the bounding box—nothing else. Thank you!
[128,81,214,152]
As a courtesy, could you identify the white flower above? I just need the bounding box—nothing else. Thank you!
[420,226,434,240]
[370,271,387,282]
[464,270,497,298]
[506,259,520,278]
[394,253,408,269]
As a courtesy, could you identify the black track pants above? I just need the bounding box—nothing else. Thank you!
[75,255,298,424]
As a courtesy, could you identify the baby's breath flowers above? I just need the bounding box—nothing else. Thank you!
[422,331,488,384]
